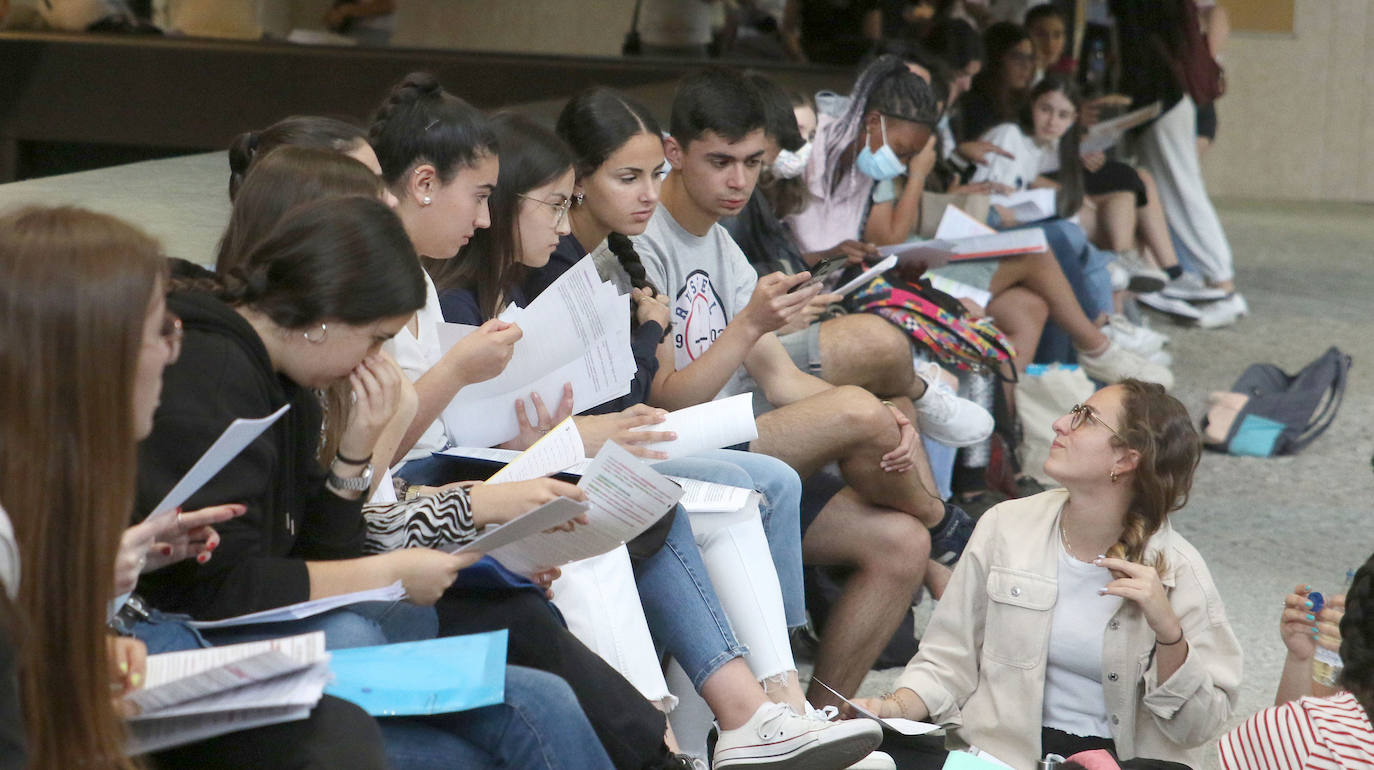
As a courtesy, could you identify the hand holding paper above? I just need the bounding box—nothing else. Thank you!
[628,393,759,462]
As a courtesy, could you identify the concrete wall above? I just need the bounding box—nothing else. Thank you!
[1200,0,1374,201]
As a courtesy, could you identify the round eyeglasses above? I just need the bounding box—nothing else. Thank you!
[1068,403,1122,441]
[519,194,572,228]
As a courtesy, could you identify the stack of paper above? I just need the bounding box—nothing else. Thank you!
[187,581,407,629]
[988,189,1056,223]
[125,632,330,754]
[439,257,638,447]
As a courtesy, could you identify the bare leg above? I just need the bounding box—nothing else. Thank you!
[1196,136,1212,158]
[761,671,808,715]
[815,314,926,400]
[801,487,930,704]
[698,659,774,730]
[1134,167,1180,269]
[1087,191,1138,253]
[923,561,951,600]
[753,387,946,525]
[989,251,1109,353]
[986,286,1049,375]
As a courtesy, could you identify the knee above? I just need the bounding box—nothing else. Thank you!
[835,386,898,440]
[856,515,929,584]
[317,610,389,650]
[504,665,581,712]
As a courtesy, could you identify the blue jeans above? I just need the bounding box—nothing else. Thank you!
[632,502,747,691]
[1019,218,1115,364]
[694,448,805,628]
[381,665,613,770]
[197,600,438,650]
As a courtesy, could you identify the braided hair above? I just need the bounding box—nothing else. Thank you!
[226,115,367,200]
[1105,380,1202,576]
[368,72,497,188]
[821,55,939,190]
[556,87,664,299]
[1340,554,1374,714]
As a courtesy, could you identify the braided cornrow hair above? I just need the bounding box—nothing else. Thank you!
[822,55,939,191]
[1105,379,1202,576]
[1339,554,1374,714]
[368,72,497,188]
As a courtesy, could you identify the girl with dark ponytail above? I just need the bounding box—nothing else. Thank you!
[1222,555,1374,767]
[227,115,377,200]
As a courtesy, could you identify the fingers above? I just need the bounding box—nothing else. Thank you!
[624,403,668,420]
[531,392,555,426]
[620,443,671,461]
[554,383,575,420]
[546,480,586,502]
[1093,556,1149,578]
[990,142,1015,159]
[619,409,670,429]
[881,423,916,472]
[621,429,676,445]
[172,504,246,534]
[513,397,534,433]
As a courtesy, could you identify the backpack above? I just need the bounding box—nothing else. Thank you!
[1201,347,1351,457]
[850,273,1015,376]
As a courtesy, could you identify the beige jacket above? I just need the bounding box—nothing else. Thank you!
[895,489,1243,769]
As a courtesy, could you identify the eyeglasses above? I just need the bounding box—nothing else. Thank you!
[1069,403,1122,441]
[519,194,572,228]
[161,312,183,365]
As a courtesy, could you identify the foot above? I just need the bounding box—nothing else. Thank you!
[1137,291,1203,321]
[929,503,975,565]
[1077,341,1175,389]
[912,362,994,448]
[1160,272,1230,302]
[711,702,882,769]
[797,705,896,770]
[1102,314,1168,355]
[1194,293,1248,329]
[1114,249,1168,293]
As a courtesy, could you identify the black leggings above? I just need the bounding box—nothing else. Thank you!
[1083,160,1149,207]
[435,587,672,770]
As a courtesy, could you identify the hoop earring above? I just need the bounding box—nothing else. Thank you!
[303,323,328,344]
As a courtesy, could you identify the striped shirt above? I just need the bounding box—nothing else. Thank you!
[1219,692,1374,770]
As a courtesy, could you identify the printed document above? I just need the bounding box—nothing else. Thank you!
[630,393,759,462]
[187,581,405,629]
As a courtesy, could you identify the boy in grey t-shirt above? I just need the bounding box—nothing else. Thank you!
[632,67,974,710]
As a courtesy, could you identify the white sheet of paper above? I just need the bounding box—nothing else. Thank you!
[484,417,585,484]
[989,189,1056,223]
[144,404,290,525]
[484,442,682,575]
[670,478,757,514]
[131,632,326,714]
[833,254,898,296]
[934,205,996,240]
[630,393,758,462]
[812,679,940,737]
[945,228,1049,261]
[1080,101,1161,155]
[447,497,591,554]
[126,704,313,755]
[187,582,405,629]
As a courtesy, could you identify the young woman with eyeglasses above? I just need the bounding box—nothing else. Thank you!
[855,380,1242,766]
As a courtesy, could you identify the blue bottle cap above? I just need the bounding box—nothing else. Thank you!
[1309,591,1325,614]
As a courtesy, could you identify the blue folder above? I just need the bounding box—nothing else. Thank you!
[325,630,508,716]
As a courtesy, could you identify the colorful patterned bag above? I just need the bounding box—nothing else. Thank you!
[851,273,1015,375]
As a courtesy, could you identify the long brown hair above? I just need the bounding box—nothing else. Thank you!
[0,206,165,769]
[1107,379,1202,574]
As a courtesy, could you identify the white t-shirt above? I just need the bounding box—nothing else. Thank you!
[639,0,715,46]
[1042,539,1122,739]
[385,271,450,462]
[0,503,17,600]
[972,123,1049,191]
[634,204,758,401]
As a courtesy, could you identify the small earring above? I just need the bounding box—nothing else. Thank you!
[303,323,328,344]
[573,192,585,205]
[422,196,432,206]
[1109,470,1120,483]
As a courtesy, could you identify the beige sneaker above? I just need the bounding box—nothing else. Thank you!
[1078,342,1175,389]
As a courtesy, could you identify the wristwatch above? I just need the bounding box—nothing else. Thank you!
[327,463,373,494]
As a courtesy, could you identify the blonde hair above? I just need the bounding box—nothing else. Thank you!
[1104,380,1201,576]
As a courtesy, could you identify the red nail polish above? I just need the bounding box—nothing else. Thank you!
[161,545,173,556]
[197,553,210,564]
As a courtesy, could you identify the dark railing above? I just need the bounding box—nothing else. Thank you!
[0,31,850,181]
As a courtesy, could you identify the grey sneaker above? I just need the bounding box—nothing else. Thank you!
[1160,272,1229,302]
[1114,249,1168,293]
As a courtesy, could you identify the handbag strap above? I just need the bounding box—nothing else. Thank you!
[1288,349,1351,453]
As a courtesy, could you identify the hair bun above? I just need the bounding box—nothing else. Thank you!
[394,72,442,102]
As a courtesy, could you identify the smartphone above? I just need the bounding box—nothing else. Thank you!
[790,255,847,293]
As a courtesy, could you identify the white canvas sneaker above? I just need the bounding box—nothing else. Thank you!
[1114,249,1168,293]
[913,362,995,448]
[1194,293,1249,329]
[712,702,882,769]
[1102,314,1169,355]
[799,705,895,770]
[1137,291,1204,321]
[1078,342,1175,389]
[1160,272,1229,302]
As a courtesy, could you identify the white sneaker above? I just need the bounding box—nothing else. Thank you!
[1114,249,1168,293]
[913,361,995,448]
[1078,342,1175,389]
[1102,314,1168,355]
[712,702,882,769]
[1105,260,1130,292]
[1147,349,1173,368]
[1160,272,1229,302]
[1137,291,1203,321]
[799,705,895,770]
[1194,293,1249,329]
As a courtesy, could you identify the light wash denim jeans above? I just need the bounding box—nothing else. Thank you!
[134,605,611,768]
[380,665,614,770]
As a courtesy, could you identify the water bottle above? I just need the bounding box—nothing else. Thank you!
[1311,568,1357,687]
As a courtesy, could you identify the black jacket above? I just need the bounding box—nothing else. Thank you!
[135,291,365,620]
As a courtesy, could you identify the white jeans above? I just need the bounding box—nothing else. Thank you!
[1134,95,1235,283]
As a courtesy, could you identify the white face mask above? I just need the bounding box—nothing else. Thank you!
[771,141,812,179]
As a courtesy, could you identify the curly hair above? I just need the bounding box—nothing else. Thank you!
[1106,379,1202,575]
[1340,554,1374,714]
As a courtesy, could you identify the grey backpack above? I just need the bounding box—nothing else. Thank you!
[1201,347,1351,457]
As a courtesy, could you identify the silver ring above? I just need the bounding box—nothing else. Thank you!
[534,425,551,434]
